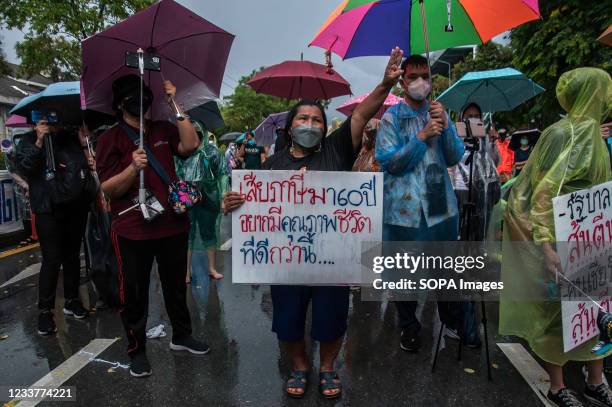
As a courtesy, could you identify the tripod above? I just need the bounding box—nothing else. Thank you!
[431,128,493,381]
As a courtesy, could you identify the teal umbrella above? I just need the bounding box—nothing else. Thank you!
[10,81,113,128]
[436,68,545,113]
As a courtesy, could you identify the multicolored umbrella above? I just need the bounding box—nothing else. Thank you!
[310,0,540,59]
[337,92,402,119]
[247,60,351,100]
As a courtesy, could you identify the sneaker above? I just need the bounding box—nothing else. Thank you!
[584,383,612,407]
[63,299,89,319]
[37,311,57,336]
[547,388,584,407]
[399,328,421,353]
[444,326,461,341]
[129,353,152,378]
[170,336,210,355]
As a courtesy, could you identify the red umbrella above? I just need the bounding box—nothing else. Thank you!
[337,92,402,119]
[81,0,234,120]
[247,60,351,100]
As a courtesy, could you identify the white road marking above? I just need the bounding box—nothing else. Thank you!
[220,238,232,251]
[0,263,41,289]
[498,343,554,406]
[8,338,118,407]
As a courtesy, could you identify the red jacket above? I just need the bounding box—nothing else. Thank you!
[497,139,514,175]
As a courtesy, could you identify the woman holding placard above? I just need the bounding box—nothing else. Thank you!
[222,48,404,399]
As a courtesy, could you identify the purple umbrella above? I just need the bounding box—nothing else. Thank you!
[254,112,288,146]
[81,0,234,120]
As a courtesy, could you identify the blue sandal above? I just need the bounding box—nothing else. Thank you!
[286,370,308,398]
[319,371,342,399]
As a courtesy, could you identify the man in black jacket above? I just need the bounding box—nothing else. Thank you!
[15,117,95,336]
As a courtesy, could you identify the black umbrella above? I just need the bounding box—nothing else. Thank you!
[219,132,242,143]
[188,101,225,131]
[509,128,541,151]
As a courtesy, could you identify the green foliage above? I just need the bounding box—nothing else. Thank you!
[510,0,612,126]
[220,69,297,133]
[0,0,154,80]
[451,42,513,82]
[0,38,10,75]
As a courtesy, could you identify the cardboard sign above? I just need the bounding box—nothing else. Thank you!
[553,181,612,352]
[231,170,383,285]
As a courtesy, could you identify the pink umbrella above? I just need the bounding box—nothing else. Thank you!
[247,60,351,100]
[81,0,234,120]
[337,92,402,119]
[5,114,31,128]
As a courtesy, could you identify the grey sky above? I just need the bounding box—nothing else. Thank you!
[0,0,501,118]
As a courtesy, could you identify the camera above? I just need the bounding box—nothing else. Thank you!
[31,110,59,124]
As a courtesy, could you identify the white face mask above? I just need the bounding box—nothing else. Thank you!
[406,77,431,101]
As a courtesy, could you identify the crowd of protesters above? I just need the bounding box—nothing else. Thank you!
[6,43,612,405]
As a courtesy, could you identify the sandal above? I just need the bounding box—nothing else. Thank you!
[319,371,342,399]
[286,370,308,398]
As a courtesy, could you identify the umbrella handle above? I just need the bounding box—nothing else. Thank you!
[417,0,433,100]
[160,71,185,121]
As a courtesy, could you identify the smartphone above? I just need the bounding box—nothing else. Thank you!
[455,118,486,138]
[31,110,59,124]
[125,51,161,71]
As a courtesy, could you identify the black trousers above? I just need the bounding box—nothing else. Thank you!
[36,208,88,311]
[112,232,192,356]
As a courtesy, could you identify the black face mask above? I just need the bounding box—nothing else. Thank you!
[123,95,152,117]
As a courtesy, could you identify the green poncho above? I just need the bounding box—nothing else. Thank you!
[176,136,229,250]
[499,67,612,365]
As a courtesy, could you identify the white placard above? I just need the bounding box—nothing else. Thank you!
[231,170,383,285]
[553,180,612,352]
[0,170,22,235]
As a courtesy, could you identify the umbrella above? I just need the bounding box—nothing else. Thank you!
[188,101,225,131]
[219,132,242,143]
[310,0,540,63]
[81,0,234,120]
[337,92,402,119]
[509,128,541,151]
[435,68,545,113]
[254,112,288,146]
[247,60,351,100]
[5,115,30,128]
[10,82,115,128]
[598,25,612,46]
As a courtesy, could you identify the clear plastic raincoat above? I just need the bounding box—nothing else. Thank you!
[499,68,612,365]
[176,134,229,250]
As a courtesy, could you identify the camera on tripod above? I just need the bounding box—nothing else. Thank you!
[456,118,486,152]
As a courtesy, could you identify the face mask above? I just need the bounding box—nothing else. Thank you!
[291,124,323,149]
[406,77,431,101]
[520,138,529,146]
[247,139,255,146]
[209,140,215,145]
[123,95,152,117]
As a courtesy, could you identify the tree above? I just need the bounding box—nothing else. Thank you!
[510,0,612,126]
[0,38,10,76]
[0,0,154,81]
[220,69,297,133]
[451,42,513,82]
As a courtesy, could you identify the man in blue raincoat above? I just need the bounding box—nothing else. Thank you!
[376,54,465,352]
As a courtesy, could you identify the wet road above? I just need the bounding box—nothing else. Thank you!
[0,217,596,406]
